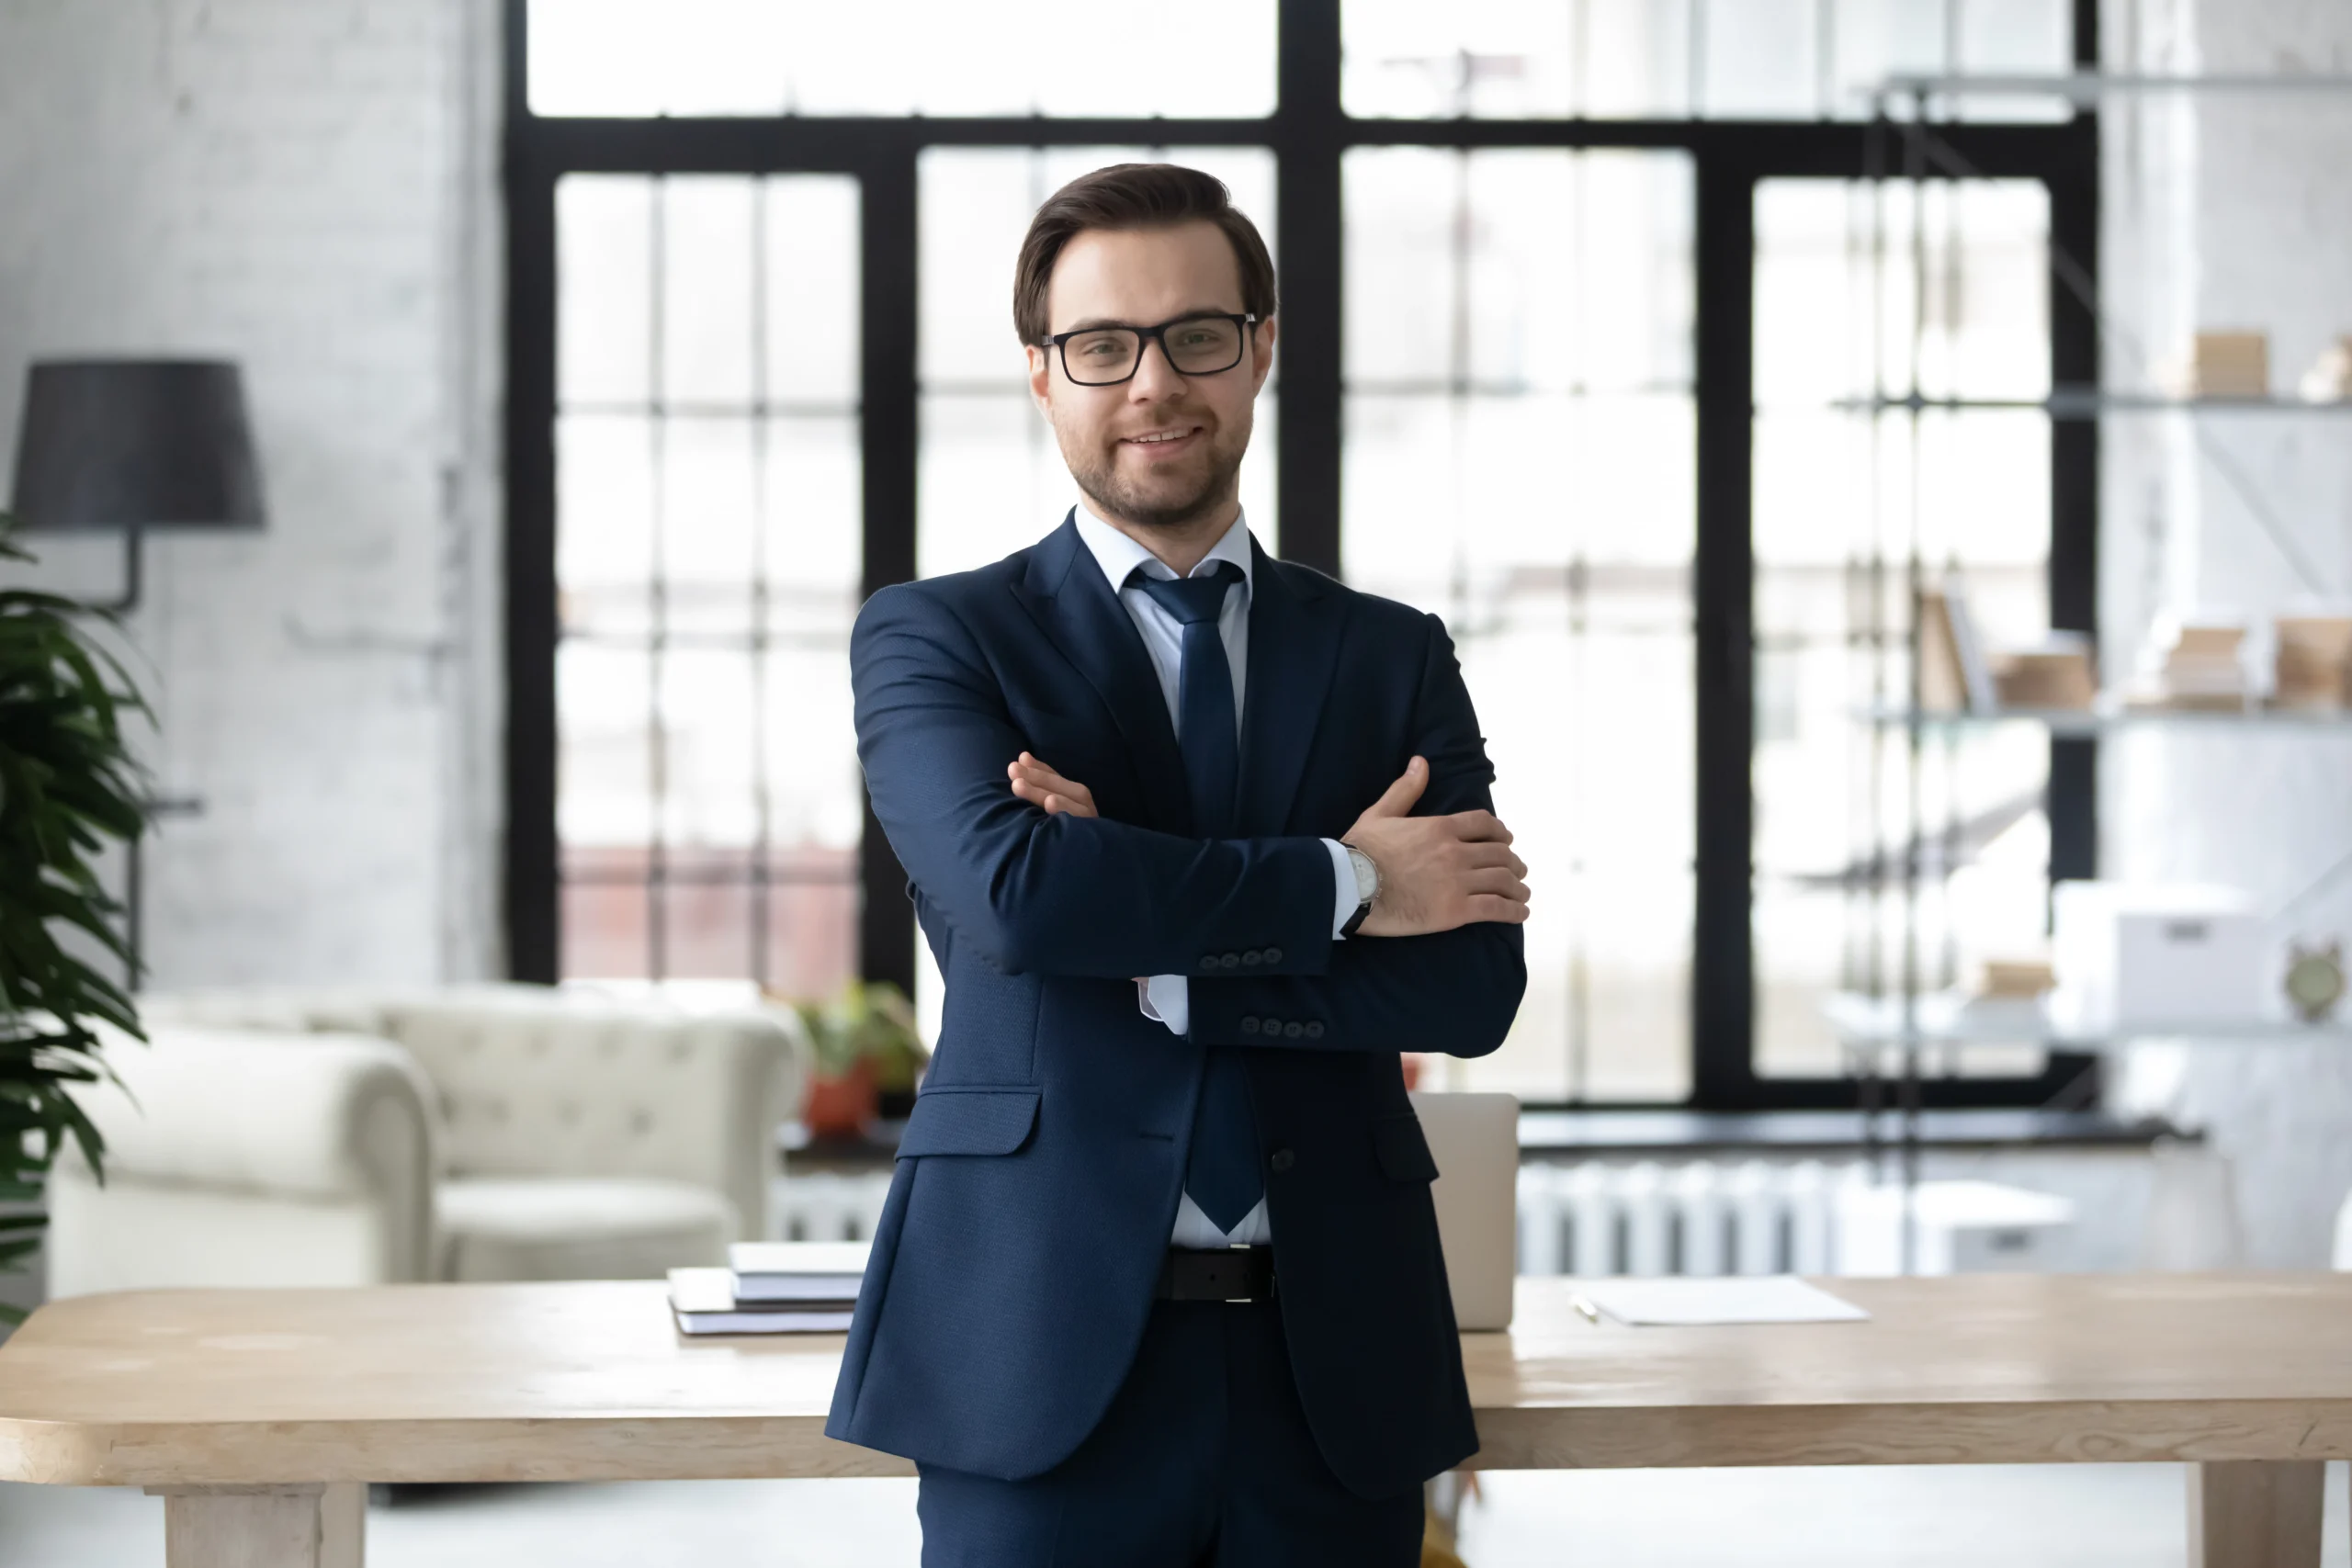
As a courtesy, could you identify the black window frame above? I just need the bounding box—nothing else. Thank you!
[502,0,2104,1112]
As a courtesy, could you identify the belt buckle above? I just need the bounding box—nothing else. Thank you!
[1224,1242,1252,1304]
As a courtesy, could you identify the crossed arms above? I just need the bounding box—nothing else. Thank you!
[851,583,1531,1056]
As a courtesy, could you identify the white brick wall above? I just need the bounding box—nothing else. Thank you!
[0,0,504,987]
[2103,0,2352,1264]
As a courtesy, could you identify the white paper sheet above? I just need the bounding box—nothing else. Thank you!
[1571,1276,1870,1326]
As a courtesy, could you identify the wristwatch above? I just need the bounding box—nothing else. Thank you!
[1340,843,1379,937]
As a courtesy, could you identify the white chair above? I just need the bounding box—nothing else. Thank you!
[45,984,807,1297]
[2333,1188,2352,1269]
[46,1026,438,1293]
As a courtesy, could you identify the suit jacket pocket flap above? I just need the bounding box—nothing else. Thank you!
[1371,1111,1440,1182]
[897,1088,1041,1159]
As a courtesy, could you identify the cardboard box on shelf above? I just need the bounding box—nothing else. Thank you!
[2162,331,2270,399]
[2274,614,2352,708]
[1979,956,2056,999]
[1991,634,2097,711]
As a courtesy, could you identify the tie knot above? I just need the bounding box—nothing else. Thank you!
[1128,559,1241,626]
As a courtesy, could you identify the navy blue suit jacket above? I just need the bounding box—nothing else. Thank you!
[825,516,1527,1500]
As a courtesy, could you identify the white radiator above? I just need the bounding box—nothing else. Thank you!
[1515,1160,1871,1278]
[771,1159,1875,1277]
[768,1171,894,1243]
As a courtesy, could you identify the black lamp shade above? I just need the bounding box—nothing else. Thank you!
[9,359,265,533]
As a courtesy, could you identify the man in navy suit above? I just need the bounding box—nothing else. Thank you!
[830,163,1530,1566]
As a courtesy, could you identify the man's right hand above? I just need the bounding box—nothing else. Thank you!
[1342,756,1530,937]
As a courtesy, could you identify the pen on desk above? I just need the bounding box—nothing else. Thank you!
[1569,1293,1602,1325]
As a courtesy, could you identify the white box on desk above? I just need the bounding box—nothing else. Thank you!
[2051,881,2267,1031]
[1835,1180,2075,1276]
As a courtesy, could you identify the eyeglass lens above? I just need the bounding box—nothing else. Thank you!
[1060,317,1245,385]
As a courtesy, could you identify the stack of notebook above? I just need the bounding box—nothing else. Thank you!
[667,1240,870,1337]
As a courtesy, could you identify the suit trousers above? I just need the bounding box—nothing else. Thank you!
[915,1295,1424,1567]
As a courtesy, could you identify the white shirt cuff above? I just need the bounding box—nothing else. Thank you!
[1138,973,1190,1035]
[1323,837,1357,940]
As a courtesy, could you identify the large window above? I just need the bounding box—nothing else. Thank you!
[507,0,2098,1110]
[552,175,864,994]
[1752,177,2060,1082]
[1342,147,1695,1101]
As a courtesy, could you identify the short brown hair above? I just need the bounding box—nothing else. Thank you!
[1012,163,1277,345]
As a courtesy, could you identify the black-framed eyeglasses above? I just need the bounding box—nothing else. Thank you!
[1037,311,1260,387]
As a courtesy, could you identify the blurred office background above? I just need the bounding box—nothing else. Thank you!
[6,0,2352,1561]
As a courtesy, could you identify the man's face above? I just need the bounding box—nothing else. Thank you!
[1027,220,1276,533]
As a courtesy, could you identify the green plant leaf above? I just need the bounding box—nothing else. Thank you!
[0,511,150,1303]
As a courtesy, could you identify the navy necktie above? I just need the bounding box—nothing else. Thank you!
[1129,559,1260,1233]
[1128,561,1243,836]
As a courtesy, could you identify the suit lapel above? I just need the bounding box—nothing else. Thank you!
[1238,541,1346,835]
[1007,513,1195,833]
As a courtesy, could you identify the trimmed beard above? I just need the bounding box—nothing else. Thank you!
[1064,417,1250,533]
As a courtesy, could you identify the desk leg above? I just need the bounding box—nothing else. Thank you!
[145,1483,366,1568]
[2188,1461,2324,1568]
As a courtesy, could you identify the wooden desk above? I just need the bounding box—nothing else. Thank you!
[3,1273,2347,1567]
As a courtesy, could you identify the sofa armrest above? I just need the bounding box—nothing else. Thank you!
[56,1026,440,1279]
[379,989,806,1243]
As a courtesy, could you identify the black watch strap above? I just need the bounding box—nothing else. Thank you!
[1340,844,1375,937]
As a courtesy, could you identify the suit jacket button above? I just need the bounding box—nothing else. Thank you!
[1240,950,1262,967]
[1239,1016,1261,1034]
[1304,1021,1324,1040]
[1283,1021,1305,1040]
[1219,953,1241,970]
[1269,1149,1295,1173]
[1264,946,1283,964]
[1199,955,1219,973]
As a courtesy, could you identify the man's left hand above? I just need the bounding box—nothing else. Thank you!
[1009,752,1098,818]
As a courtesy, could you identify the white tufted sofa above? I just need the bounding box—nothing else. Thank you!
[44,984,808,1298]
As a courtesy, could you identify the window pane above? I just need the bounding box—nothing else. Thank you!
[763,416,864,627]
[918,147,1278,576]
[662,416,757,636]
[561,872,650,980]
[765,179,861,407]
[1345,0,1693,119]
[1699,0,1820,118]
[662,178,757,405]
[659,647,758,849]
[531,0,1276,118]
[557,412,654,637]
[1752,176,2055,1080]
[556,174,862,995]
[1346,148,1696,1103]
[558,178,650,404]
[558,641,652,849]
[1347,148,1691,392]
[1342,0,2071,120]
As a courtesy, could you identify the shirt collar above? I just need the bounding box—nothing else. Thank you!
[1073,502,1255,598]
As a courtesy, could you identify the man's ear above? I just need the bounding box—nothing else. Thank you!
[1250,313,1278,396]
[1026,344,1053,420]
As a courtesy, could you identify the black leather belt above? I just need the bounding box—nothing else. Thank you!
[1156,1246,1276,1303]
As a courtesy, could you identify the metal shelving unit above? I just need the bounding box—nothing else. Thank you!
[1837,390,2352,416]
[1826,990,2352,1048]
[1861,703,2352,737]
[1824,69,2352,1269]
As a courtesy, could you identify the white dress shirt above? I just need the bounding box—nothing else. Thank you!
[1070,503,1360,1248]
